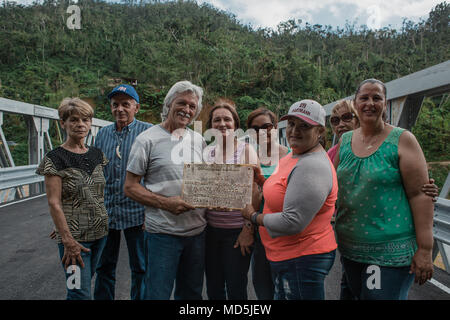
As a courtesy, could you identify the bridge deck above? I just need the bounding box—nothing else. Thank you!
[0,196,448,300]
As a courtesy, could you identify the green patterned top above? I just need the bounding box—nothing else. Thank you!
[335,127,417,267]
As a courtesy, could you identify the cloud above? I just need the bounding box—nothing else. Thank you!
[329,5,341,18]
[199,0,323,29]
[198,0,443,30]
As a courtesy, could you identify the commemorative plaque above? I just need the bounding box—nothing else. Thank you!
[181,163,254,210]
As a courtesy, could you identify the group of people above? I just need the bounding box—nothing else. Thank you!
[37,78,438,300]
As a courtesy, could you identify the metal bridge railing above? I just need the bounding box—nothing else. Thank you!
[0,97,112,204]
[433,173,450,274]
[0,165,42,190]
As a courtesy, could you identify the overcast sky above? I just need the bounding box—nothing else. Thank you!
[198,0,444,30]
[11,0,444,30]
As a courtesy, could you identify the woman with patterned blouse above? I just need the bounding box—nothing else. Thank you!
[333,79,434,300]
[36,98,109,300]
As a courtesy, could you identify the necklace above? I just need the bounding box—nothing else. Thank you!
[115,127,131,159]
[361,130,383,150]
[116,145,122,159]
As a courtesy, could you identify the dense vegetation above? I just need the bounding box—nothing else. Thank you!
[0,0,448,186]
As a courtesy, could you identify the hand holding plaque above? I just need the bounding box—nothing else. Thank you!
[181,163,254,210]
[163,195,196,215]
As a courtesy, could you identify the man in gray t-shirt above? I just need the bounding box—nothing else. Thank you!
[124,80,206,300]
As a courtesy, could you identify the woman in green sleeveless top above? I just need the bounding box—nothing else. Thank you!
[333,79,434,300]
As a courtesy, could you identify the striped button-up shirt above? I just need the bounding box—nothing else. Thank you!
[94,118,152,230]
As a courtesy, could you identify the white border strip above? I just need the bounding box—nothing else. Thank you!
[429,278,450,295]
[0,193,46,209]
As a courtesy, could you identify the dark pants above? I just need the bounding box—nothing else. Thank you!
[341,257,414,300]
[205,225,252,300]
[270,250,336,300]
[340,266,357,300]
[144,231,205,300]
[251,229,274,299]
[94,226,146,300]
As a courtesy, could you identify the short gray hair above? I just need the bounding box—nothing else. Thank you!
[161,80,204,123]
[58,98,94,122]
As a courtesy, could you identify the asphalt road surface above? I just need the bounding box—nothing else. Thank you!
[1,196,449,300]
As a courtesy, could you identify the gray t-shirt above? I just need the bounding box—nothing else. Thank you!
[127,124,207,236]
[263,150,333,238]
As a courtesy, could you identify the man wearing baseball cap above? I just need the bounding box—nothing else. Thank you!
[94,84,152,300]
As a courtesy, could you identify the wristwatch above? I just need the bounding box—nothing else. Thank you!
[250,211,259,225]
[245,220,253,229]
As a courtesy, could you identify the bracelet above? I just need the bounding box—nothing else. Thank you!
[250,211,259,225]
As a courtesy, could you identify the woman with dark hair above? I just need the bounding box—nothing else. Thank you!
[203,99,261,300]
[246,107,289,175]
[333,78,434,300]
[246,107,289,299]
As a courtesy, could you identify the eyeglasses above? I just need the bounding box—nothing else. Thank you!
[251,123,274,132]
[330,112,355,126]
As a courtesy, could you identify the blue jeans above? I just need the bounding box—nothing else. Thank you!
[251,229,274,300]
[58,236,107,300]
[205,226,252,300]
[341,257,414,300]
[144,231,205,300]
[94,226,146,300]
[269,250,336,300]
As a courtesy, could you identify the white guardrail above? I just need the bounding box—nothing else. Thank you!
[433,173,450,273]
[434,198,450,246]
[0,165,42,190]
